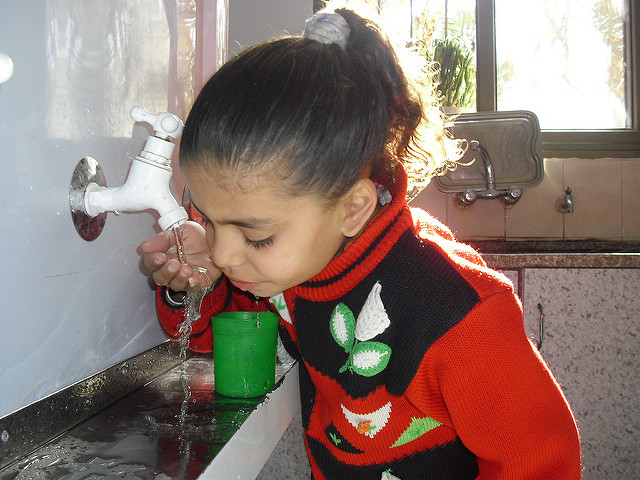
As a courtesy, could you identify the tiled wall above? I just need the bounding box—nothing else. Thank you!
[412,157,640,241]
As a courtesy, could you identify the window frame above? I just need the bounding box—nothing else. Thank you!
[477,0,640,158]
[314,0,640,157]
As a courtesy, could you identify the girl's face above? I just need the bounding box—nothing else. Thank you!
[184,166,350,298]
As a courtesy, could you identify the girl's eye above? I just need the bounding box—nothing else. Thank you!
[244,236,273,249]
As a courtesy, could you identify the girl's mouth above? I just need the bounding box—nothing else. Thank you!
[228,277,260,291]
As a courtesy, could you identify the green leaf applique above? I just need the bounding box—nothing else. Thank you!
[330,302,356,352]
[269,293,292,324]
[272,295,286,311]
[391,416,442,448]
[349,341,392,376]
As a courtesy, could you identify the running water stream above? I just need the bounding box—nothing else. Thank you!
[172,226,213,466]
[172,226,212,359]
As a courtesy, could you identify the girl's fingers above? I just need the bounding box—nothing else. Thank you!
[188,267,217,291]
[141,251,167,272]
[153,259,192,290]
[141,222,217,291]
[140,230,174,254]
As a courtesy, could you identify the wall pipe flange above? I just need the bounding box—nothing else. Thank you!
[69,157,108,241]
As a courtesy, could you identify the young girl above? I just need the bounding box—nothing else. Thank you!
[141,5,581,479]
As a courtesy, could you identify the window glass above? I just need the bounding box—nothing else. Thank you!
[351,0,477,109]
[400,0,477,109]
[495,0,630,130]
[331,0,638,156]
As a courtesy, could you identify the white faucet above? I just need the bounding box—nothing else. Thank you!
[73,106,188,232]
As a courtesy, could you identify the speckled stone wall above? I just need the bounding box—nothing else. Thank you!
[521,268,640,479]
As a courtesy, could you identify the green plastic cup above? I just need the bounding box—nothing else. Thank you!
[212,311,279,398]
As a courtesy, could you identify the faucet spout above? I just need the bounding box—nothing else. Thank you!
[556,187,574,214]
[70,107,188,233]
[84,158,187,231]
[470,140,495,190]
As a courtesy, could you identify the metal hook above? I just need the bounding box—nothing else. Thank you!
[536,303,545,350]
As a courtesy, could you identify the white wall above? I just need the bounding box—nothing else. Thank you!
[0,0,312,420]
[228,0,313,57]
[0,0,195,418]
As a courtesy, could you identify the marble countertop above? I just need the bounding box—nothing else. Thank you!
[0,356,300,480]
[468,240,640,269]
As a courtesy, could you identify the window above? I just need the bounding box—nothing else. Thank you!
[317,0,640,158]
[479,0,639,157]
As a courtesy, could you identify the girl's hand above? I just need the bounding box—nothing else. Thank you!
[140,221,221,292]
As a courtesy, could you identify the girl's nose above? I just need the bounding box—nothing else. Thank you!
[210,229,244,270]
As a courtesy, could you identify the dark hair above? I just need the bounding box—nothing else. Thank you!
[180,6,459,200]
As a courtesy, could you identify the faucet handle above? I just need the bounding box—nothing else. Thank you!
[130,106,184,140]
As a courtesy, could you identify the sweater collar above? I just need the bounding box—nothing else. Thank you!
[293,164,415,301]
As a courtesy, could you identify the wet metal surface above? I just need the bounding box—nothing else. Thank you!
[0,356,290,479]
[0,343,183,472]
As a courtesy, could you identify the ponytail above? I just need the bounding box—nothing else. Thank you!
[335,5,463,197]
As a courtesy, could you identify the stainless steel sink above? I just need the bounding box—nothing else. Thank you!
[0,345,298,480]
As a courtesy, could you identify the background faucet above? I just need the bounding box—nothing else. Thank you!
[456,140,523,206]
[556,187,574,213]
[474,139,495,191]
[69,106,188,237]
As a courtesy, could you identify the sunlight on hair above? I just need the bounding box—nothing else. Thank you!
[324,0,466,201]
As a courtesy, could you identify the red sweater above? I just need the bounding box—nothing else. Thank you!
[156,168,581,479]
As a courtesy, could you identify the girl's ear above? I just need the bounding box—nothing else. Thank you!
[340,178,379,238]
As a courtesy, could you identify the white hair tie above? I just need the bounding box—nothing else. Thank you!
[303,12,351,49]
